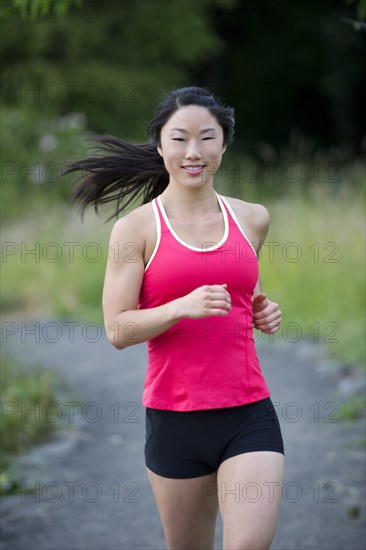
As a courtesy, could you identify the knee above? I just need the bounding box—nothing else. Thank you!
[223,534,271,550]
[166,536,215,550]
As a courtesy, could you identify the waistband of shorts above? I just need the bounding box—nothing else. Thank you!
[146,397,272,416]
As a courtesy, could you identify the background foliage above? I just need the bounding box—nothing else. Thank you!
[1,0,365,345]
[1,0,365,220]
[0,1,365,482]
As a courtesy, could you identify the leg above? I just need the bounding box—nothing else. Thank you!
[146,467,219,550]
[217,451,285,550]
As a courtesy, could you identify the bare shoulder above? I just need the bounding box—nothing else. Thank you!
[221,195,270,230]
[109,200,154,242]
[106,201,155,267]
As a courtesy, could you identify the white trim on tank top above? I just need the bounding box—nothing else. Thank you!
[219,195,258,257]
[144,198,161,272]
[156,191,229,252]
[144,192,258,273]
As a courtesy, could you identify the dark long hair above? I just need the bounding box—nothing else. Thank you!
[62,86,235,222]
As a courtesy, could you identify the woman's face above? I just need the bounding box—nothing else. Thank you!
[157,105,227,189]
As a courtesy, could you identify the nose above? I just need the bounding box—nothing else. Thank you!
[185,140,202,160]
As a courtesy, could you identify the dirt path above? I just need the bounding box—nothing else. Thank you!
[1,318,365,550]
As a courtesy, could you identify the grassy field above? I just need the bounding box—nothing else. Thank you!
[1,199,110,323]
[0,353,74,493]
[2,174,365,367]
[1,170,364,483]
[258,185,365,366]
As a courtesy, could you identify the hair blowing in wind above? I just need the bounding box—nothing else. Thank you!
[61,86,235,222]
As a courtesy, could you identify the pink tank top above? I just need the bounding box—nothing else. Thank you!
[138,192,270,411]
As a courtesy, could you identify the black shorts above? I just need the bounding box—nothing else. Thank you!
[145,397,284,479]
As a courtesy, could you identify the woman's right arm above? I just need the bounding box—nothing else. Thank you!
[102,211,231,350]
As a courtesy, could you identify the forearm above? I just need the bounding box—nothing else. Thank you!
[106,299,185,349]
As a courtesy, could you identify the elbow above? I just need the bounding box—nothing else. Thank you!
[105,327,138,350]
[106,331,126,350]
[109,337,140,351]
[104,313,139,350]
[109,339,137,351]
[111,340,126,351]
[115,344,126,351]
[104,323,126,350]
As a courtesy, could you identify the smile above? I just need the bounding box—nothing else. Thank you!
[182,165,205,174]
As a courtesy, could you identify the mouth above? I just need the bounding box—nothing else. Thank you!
[182,165,205,175]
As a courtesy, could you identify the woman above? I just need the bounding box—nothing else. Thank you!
[63,86,285,550]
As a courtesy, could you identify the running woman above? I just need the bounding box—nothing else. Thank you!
[63,86,285,550]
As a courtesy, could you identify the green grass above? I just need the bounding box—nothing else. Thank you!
[1,167,364,486]
[1,171,365,367]
[337,396,366,421]
[0,352,74,494]
[257,184,365,367]
[1,201,112,324]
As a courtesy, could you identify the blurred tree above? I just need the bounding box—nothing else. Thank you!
[0,0,237,140]
[193,0,366,154]
[1,0,364,159]
[0,0,82,19]
[347,0,366,20]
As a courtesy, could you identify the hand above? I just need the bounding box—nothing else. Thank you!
[252,293,281,334]
[176,284,231,319]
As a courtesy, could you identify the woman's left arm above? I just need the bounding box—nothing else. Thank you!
[250,204,282,335]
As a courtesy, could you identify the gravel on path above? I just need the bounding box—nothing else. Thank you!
[1,318,365,550]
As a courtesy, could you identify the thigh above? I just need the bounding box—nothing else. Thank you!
[144,407,219,478]
[146,467,219,550]
[218,451,285,550]
[219,397,285,462]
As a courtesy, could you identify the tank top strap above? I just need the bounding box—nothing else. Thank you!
[155,192,229,233]
[217,194,236,226]
[154,195,170,233]
[218,194,258,258]
[153,192,256,257]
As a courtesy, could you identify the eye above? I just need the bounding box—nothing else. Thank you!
[202,137,215,140]
[172,138,184,141]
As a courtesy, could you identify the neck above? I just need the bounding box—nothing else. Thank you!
[160,184,220,218]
